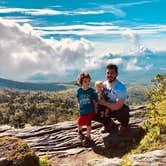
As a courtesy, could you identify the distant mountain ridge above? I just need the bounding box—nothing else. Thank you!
[0,77,71,91]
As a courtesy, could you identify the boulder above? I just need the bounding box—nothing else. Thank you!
[0,136,40,166]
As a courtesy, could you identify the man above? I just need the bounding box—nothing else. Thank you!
[94,63,130,134]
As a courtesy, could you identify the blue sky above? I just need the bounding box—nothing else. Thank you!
[0,0,165,84]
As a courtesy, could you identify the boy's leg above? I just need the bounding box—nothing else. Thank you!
[82,125,91,146]
[86,126,91,138]
[100,111,104,117]
[105,108,110,117]
[78,125,82,131]
[78,125,84,138]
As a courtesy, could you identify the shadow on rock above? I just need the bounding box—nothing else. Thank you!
[91,125,146,158]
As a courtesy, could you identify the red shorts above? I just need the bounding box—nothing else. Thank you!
[78,111,94,126]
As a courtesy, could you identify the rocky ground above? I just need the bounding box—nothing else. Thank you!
[0,105,165,166]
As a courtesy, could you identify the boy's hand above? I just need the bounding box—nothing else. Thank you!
[98,94,103,100]
[95,109,98,114]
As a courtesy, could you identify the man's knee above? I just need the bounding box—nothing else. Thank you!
[116,105,130,126]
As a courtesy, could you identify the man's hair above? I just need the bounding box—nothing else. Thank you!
[106,63,118,74]
[77,72,91,85]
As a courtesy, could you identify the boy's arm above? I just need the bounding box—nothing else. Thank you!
[76,98,80,109]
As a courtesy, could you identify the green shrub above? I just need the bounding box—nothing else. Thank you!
[133,74,166,153]
[39,155,51,166]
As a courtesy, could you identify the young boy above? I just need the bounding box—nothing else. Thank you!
[94,81,110,118]
[76,72,97,146]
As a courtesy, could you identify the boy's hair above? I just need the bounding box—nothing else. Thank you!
[94,81,103,89]
[106,63,118,74]
[77,72,91,85]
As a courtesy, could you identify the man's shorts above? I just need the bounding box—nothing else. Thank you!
[78,111,94,126]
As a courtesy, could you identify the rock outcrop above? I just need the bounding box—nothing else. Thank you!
[0,105,165,166]
[129,149,166,166]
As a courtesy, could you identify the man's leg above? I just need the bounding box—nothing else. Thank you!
[110,104,130,127]
[93,112,115,132]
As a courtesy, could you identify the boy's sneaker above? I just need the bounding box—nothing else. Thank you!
[78,130,84,140]
[82,136,91,147]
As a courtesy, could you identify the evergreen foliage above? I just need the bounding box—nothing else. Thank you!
[0,89,78,127]
[130,74,166,154]
[0,84,149,128]
[121,74,166,166]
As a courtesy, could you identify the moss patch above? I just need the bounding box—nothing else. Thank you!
[0,136,40,166]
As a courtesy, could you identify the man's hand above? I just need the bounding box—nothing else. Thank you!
[99,98,125,111]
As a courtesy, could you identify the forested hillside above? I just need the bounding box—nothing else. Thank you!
[0,77,69,91]
[0,89,78,128]
[0,85,147,128]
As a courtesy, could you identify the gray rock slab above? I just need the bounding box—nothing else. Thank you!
[129,149,166,166]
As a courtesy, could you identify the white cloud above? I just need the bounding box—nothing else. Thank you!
[0,16,31,23]
[35,24,126,37]
[0,19,164,81]
[122,29,140,46]
[0,7,109,16]
[73,10,104,15]
[33,23,166,41]
[124,58,142,71]
[0,19,97,80]
[0,7,64,15]
[107,58,123,65]
[117,1,153,8]
[121,29,155,55]
[145,64,153,70]
[0,7,28,13]
[100,5,126,17]
[25,9,64,15]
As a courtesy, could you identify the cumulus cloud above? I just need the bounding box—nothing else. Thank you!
[122,29,140,47]
[124,58,142,71]
[0,19,160,81]
[102,55,143,71]
[122,28,155,55]
[100,5,126,17]
[0,19,97,80]
[107,58,123,65]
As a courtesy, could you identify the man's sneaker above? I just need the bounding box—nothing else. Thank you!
[101,118,116,133]
[82,136,91,147]
[78,130,84,140]
[118,125,130,135]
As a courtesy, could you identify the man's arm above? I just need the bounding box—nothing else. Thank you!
[99,98,125,111]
